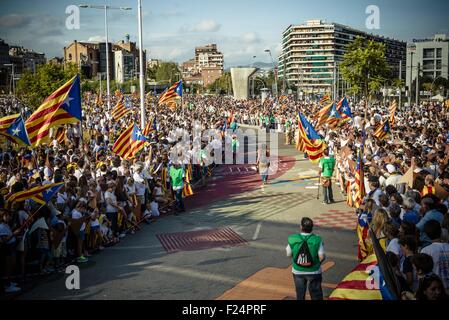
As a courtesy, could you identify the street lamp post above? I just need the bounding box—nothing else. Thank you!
[265,49,278,98]
[4,63,15,96]
[79,4,132,111]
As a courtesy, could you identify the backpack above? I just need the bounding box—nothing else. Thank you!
[294,235,314,268]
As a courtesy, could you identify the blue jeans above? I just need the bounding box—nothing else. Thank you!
[174,189,185,212]
[293,273,323,300]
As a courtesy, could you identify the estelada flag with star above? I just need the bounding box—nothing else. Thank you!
[0,114,31,146]
[25,75,82,148]
[111,122,148,160]
[5,182,64,209]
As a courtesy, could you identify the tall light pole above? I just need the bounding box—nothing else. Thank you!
[79,4,132,111]
[408,47,415,106]
[265,49,278,98]
[137,0,146,128]
[251,55,256,98]
[4,63,15,96]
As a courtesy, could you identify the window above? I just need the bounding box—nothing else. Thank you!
[68,53,72,60]
[436,60,442,70]
[423,48,434,59]
[436,48,442,58]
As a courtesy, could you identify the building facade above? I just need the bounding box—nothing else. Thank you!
[202,66,223,87]
[64,41,100,79]
[0,39,11,92]
[406,34,449,92]
[64,38,145,80]
[278,20,407,96]
[114,50,135,84]
[195,44,224,72]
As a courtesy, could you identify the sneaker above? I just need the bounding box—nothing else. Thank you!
[322,201,330,205]
[119,233,126,238]
[4,284,21,293]
[98,246,105,251]
[77,256,89,263]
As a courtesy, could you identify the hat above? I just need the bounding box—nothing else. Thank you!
[386,164,396,174]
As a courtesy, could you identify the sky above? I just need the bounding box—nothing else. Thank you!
[1,0,449,68]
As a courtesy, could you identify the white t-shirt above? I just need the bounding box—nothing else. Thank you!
[387,238,402,260]
[420,242,449,290]
[105,191,118,213]
[71,209,86,231]
[150,201,160,217]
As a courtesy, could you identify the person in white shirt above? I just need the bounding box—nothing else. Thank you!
[420,220,449,291]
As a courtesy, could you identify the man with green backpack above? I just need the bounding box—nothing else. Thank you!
[286,217,326,300]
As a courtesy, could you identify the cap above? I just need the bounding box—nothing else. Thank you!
[386,164,396,174]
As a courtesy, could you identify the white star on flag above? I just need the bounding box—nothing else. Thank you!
[12,128,21,136]
[61,94,75,108]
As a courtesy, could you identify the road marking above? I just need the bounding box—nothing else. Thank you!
[305,186,319,190]
[252,222,262,240]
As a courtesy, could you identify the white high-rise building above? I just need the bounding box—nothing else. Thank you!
[278,20,407,96]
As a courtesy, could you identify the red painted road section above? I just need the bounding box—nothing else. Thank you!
[156,227,248,253]
[184,156,296,210]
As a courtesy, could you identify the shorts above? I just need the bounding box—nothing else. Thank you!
[90,225,100,233]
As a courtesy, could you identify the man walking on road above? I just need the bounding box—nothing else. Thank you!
[318,149,336,205]
[286,217,325,300]
[169,163,186,215]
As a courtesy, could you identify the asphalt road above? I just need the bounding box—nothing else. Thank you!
[17,129,358,300]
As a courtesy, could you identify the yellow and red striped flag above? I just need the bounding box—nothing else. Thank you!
[314,102,333,129]
[25,75,82,148]
[112,99,132,121]
[6,182,64,209]
[158,80,183,106]
[320,94,330,105]
[389,100,397,127]
[373,120,391,141]
[112,122,148,160]
[0,114,31,146]
[55,126,66,145]
[354,150,365,209]
[298,113,327,163]
[182,164,194,198]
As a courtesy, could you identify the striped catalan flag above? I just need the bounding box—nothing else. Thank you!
[182,164,194,198]
[326,103,343,128]
[6,182,64,209]
[143,117,157,136]
[111,122,148,160]
[330,229,400,300]
[55,126,66,145]
[354,149,365,209]
[320,94,330,105]
[158,80,183,107]
[373,120,391,140]
[25,75,82,148]
[314,102,333,129]
[389,100,397,127]
[298,113,326,163]
[0,114,31,146]
[112,99,132,121]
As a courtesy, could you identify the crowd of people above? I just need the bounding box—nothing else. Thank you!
[1,89,448,300]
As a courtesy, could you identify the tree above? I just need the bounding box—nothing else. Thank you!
[207,72,231,95]
[154,62,181,83]
[17,63,80,109]
[340,36,390,111]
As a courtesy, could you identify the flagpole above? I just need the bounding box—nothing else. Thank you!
[137,0,146,129]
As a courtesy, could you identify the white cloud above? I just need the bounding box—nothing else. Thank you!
[179,20,221,33]
[87,35,106,42]
[195,20,221,32]
[243,32,261,44]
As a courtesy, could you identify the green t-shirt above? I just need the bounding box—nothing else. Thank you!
[319,157,336,178]
[288,233,322,272]
[169,166,184,188]
[232,139,239,152]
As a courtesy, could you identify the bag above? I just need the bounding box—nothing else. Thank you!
[294,235,313,267]
[321,177,331,187]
